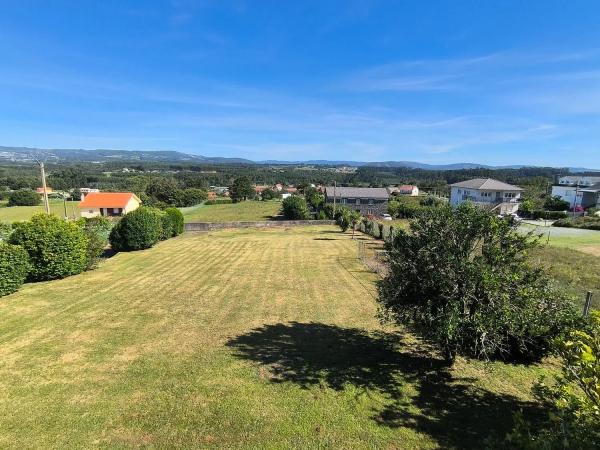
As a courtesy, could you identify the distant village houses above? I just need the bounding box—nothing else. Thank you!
[552,175,600,209]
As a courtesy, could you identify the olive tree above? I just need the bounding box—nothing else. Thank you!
[378,203,578,363]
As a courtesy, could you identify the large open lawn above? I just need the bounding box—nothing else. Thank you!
[0,226,552,448]
[181,200,282,222]
[0,199,80,223]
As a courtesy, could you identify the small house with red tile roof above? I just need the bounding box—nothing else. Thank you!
[79,192,141,218]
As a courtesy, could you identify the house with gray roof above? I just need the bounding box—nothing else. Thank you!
[325,186,390,216]
[450,178,523,214]
[580,183,600,210]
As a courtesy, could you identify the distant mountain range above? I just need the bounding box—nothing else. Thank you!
[0,146,597,172]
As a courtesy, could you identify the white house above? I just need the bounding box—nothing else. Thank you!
[558,176,600,187]
[389,185,419,196]
[551,185,582,208]
[450,178,523,214]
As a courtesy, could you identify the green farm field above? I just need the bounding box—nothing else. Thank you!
[181,200,282,222]
[0,199,80,222]
[0,226,552,449]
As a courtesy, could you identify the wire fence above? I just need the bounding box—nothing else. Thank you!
[357,240,389,277]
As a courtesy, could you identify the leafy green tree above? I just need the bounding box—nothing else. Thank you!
[0,242,30,297]
[507,312,600,448]
[230,177,255,202]
[261,187,280,201]
[177,188,207,207]
[378,203,578,363]
[282,196,310,220]
[304,186,324,210]
[9,214,89,281]
[349,210,362,239]
[544,195,570,211]
[518,199,536,218]
[335,207,351,232]
[8,189,40,207]
[109,207,162,251]
[145,178,181,205]
[165,208,184,236]
[388,199,420,218]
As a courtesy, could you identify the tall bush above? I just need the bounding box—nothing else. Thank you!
[9,214,88,281]
[109,207,162,251]
[165,207,184,236]
[0,242,30,296]
[378,203,579,363]
[8,189,40,207]
[282,196,310,220]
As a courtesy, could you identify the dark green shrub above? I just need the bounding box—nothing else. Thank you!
[177,188,207,207]
[261,188,280,200]
[109,207,162,251]
[159,212,173,240]
[229,177,255,202]
[282,196,310,220]
[8,189,40,207]
[9,214,88,281]
[544,195,570,211]
[205,198,232,205]
[0,242,30,296]
[165,208,184,236]
[554,216,600,230]
[532,210,568,220]
[379,203,579,363]
[76,216,112,269]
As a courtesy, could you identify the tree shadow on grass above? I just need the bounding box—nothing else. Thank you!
[226,322,541,449]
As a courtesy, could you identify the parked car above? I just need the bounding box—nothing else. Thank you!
[382,214,393,221]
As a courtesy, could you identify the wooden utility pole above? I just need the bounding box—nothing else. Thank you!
[39,161,50,214]
[333,181,337,216]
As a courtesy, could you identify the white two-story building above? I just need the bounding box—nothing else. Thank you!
[552,176,600,209]
[450,178,523,214]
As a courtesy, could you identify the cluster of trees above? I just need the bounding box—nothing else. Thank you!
[0,215,113,297]
[143,178,207,208]
[109,207,183,251]
[7,189,40,206]
[387,195,445,219]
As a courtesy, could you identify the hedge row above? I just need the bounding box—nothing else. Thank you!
[205,198,233,205]
[359,219,396,242]
[554,216,600,230]
[1,214,113,297]
[109,207,184,251]
[530,210,569,220]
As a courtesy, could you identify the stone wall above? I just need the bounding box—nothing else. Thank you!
[185,220,336,232]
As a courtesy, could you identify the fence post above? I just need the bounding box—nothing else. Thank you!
[583,291,593,316]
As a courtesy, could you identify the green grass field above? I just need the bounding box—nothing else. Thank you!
[0,226,552,449]
[0,199,80,223]
[181,200,282,222]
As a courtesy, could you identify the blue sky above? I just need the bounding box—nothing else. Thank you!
[1,1,600,167]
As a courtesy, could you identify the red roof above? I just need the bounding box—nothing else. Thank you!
[79,192,139,208]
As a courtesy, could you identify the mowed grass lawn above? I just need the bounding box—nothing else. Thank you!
[0,226,553,448]
[181,200,282,222]
[0,199,80,222]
